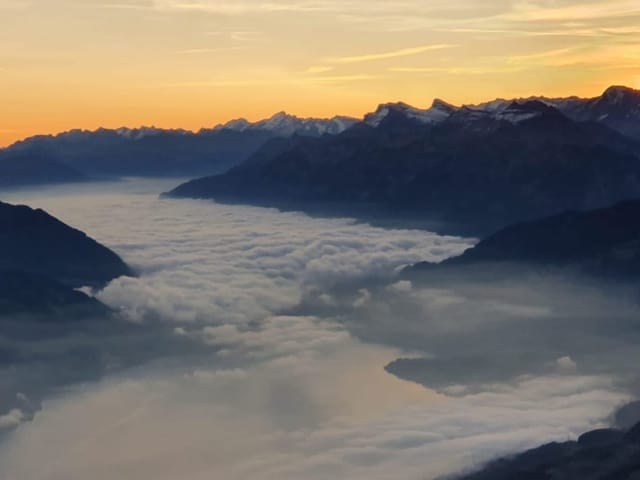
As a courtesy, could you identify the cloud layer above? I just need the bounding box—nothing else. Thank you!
[0,178,633,480]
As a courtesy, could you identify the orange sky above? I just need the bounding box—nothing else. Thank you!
[1,0,639,146]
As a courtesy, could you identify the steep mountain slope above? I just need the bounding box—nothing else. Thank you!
[0,201,133,287]
[408,198,640,278]
[454,421,640,480]
[0,270,108,317]
[167,96,640,235]
[470,86,640,140]
[551,85,640,140]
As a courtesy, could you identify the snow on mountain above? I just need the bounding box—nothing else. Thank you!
[599,85,637,106]
[115,126,190,140]
[459,98,564,124]
[360,96,555,129]
[364,100,457,127]
[214,112,358,136]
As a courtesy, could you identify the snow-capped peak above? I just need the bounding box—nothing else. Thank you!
[363,100,457,127]
[115,127,161,140]
[214,112,357,136]
[458,98,562,124]
[114,126,190,140]
[216,118,252,132]
[431,98,458,114]
[257,112,304,135]
[491,101,551,123]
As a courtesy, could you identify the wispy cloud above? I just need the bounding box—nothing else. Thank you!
[507,47,584,65]
[72,1,155,11]
[150,0,343,15]
[304,65,334,74]
[304,73,382,84]
[205,30,262,41]
[328,44,455,65]
[390,65,526,75]
[503,0,640,22]
[440,26,614,38]
[156,79,269,88]
[173,46,252,55]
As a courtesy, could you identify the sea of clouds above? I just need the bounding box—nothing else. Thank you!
[0,178,635,480]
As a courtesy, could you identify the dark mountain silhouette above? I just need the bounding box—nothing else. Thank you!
[471,85,640,141]
[552,85,640,140]
[1,113,357,180]
[4,128,275,178]
[0,201,133,288]
[0,152,86,187]
[409,198,640,278]
[0,270,109,317]
[452,420,640,480]
[167,88,640,235]
[3,86,639,193]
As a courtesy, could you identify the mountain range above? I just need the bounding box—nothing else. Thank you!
[168,85,640,235]
[0,113,357,183]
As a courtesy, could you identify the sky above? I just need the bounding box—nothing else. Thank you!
[1,0,639,145]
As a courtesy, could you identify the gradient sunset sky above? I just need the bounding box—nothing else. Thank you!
[1,0,639,146]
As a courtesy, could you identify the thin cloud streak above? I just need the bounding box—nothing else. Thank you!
[507,46,585,64]
[173,46,252,55]
[305,74,383,84]
[503,0,640,23]
[328,44,455,65]
[390,65,527,76]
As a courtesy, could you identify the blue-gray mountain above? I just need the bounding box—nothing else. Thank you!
[0,201,132,288]
[0,201,196,437]
[407,198,640,279]
[0,270,109,317]
[0,113,357,183]
[451,420,640,480]
[0,152,86,187]
[168,86,640,235]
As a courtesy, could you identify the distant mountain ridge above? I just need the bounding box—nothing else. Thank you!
[0,152,86,187]
[4,85,640,194]
[0,112,358,182]
[356,85,640,138]
[213,112,358,136]
[474,85,640,139]
[167,85,640,235]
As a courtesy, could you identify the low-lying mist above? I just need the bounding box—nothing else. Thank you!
[0,179,636,480]
[301,266,640,393]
